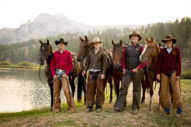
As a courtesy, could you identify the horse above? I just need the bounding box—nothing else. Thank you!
[139,36,160,110]
[39,40,54,110]
[39,40,80,110]
[77,36,113,103]
[111,40,123,97]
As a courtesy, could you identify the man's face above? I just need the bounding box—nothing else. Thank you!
[131,36,139,45]
[94,42,101,49]
[165,40,173,48]
[58,43,65,50]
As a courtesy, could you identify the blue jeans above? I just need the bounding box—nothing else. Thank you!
[126,69,136,78]
[55,69,66,80]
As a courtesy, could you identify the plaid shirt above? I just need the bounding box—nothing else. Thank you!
[157,47,181,76]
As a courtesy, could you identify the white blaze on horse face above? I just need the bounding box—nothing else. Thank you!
[139,44,147,61]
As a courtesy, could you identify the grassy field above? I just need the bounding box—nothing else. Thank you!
[0,61,43,70]
[0,79,191,127]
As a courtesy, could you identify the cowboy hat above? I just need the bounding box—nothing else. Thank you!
[161,35,176,43]
[55,38,68,45]
[129,31,142,41]
[91,37,102,44]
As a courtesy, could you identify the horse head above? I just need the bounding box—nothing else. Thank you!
[112,40,123,70]
[39,40,53,65]
[139,36,160,67]
[77,36,91,62]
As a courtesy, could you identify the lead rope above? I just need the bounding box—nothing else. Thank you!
[39,65,55,84]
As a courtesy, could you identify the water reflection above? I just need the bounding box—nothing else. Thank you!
[0,68,65,113]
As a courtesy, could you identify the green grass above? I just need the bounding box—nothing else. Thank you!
[0,61,12,65]
[148,113,191,127]
[181,71,191,79]
[0,79,191,127]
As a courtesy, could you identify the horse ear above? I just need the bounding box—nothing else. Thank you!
[79,36,83,41]
[151,36,154,42]
[85,36,88,42]
[47,40,49,45]
[112,40,115,45]
[120,40,122,45]
[40,40,42,44]
[145,37,149,43]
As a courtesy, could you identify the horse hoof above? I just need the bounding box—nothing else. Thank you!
[141,101,145,104]
[77,99,81,103]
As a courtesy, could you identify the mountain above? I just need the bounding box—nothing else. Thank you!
[0,13,139,44]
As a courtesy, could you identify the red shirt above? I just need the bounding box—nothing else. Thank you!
[157,47,181,76]
[121,45,146,70]
[50,50,73,76]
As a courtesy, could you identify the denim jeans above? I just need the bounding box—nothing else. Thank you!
[55,69,66,80]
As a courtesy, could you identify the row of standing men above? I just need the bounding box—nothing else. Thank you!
[49,31,183,116]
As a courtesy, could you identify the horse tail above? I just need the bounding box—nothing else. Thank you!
[77,72,83,102]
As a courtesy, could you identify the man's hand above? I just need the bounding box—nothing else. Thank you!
[176,76,180,80]
[132,68,138,73]
[53,75,58,80]
[156,74,160,80]
[62,74,68,79]
[122,69,126,75]
[101,74,105,79]
[82,71,86,77]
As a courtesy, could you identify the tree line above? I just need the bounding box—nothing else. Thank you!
[0,17,190,65]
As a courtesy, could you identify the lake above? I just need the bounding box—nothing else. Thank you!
[0,68,66,113]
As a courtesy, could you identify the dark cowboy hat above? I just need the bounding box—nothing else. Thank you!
[55,38,68,45]
[129,31,142,41]
[161,35,176,43]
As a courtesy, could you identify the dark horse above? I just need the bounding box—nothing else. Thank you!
[39,40,80,110]
[77,36,113,103]
[111,40,123,98]
[139,36,160,110]
[39,40,54,110]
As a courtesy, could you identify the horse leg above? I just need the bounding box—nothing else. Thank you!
[69,76,75,97]
[108,75,113,103]
[114,78,120,97]
[48,83,54,111]
[158,84,161,111]
[149,81,154,110]
[82,76,87,104]
[77,72,83,103]
[141,78,146,103]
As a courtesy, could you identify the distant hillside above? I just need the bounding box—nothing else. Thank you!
[0,13,139,44]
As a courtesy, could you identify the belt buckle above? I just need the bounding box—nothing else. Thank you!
[58,69,62,72]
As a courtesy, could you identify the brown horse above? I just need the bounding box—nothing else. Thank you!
[139,36,160,110]
[39,40,80,110]
[68,53,81,97]
[111,40,123,97]
[77,36,113,103]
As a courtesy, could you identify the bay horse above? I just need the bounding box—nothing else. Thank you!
[77,36,113,103]
[111,40,123,97]
[139,36,160,110]
[39,40,80,110]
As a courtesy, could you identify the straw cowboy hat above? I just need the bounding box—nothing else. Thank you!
[129,31,142,41]
[91,37,102,44]
[55,38,68,45]
[161,35,176,44]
